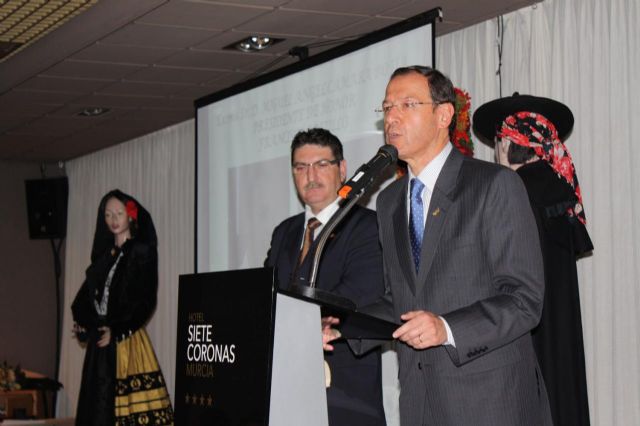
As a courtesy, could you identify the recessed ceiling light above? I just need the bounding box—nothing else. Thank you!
[224,35,284,53]
[77,107,110,117]
[237,41,253,52]
[0,0,99,63]
[250,36,271,50]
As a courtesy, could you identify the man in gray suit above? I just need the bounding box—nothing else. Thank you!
[368,66,553,425]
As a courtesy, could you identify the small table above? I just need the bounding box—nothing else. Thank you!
[0,389,41,419]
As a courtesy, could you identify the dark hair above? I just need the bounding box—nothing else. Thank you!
[102,190,140,237]
[507,143,537,164]
[390,66,457,135]
[290,128,343,164]
[91,189,157,261]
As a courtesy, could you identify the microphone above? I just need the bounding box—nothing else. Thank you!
[338,145,398,200]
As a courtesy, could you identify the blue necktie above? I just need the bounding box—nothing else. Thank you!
[409,178,425,273]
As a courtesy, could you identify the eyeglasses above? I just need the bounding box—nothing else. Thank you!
[292,159,340,174]
[375,101,438,114]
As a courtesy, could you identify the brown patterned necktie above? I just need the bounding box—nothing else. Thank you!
[299,217,321,265]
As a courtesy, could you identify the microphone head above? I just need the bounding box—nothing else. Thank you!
[378,144,398,163]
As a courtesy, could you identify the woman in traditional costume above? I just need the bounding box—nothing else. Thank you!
[474,95,593,426]
[72,189,173,425]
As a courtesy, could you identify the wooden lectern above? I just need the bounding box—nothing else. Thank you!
[174,267,396,426]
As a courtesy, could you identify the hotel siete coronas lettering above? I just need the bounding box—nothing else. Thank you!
[185,312,236,379]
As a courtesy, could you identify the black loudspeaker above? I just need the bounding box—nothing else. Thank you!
[25,177,69,239]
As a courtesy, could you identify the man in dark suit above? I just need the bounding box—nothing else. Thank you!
[265,128,386,425]
[372,66,553,425]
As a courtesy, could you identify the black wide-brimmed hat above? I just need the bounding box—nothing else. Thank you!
[472,92,574,146]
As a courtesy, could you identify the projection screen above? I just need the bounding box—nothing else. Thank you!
[196,10,439,273]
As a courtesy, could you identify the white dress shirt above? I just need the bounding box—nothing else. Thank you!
[406,143,456,347]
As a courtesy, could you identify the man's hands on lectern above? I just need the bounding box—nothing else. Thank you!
[392,310,447,350]
[321,316,341,351]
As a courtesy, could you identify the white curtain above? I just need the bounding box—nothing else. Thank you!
[57,120,194,417]
[437,0,640,423]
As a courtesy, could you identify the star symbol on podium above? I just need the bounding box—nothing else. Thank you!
[207,395,213,406]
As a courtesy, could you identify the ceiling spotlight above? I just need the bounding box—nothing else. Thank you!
[77,107,110,117]
[224,35,284,53]
[236,41,253,53]
[250,36,271,50]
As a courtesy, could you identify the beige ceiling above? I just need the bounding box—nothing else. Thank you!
[0,0,537,162]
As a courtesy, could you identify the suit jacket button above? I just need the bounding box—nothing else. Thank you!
[418,362,422,370]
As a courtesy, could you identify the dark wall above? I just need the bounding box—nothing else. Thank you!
[0,161,65,380]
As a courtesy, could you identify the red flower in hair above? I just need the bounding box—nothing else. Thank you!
[125,200,138,221]
[451,87,474,157]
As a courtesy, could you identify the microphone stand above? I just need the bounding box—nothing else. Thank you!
[308,195,359,289]
[287,195,360,311]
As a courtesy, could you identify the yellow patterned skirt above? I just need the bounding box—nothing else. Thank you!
[115,328,174,425]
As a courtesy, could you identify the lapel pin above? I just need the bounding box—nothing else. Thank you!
[432,207,441,217]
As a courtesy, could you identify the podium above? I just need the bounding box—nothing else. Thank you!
[174,267,397,426]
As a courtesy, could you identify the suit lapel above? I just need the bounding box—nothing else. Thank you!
[390,176,418,295]
[301,214,343,291]
[286,215,305,260]
[416,149,464,293]
[283,214,305,284]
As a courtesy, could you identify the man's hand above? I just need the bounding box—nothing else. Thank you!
[392,310,447,350]
[321,316,341,351]
[97,326,111,347]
